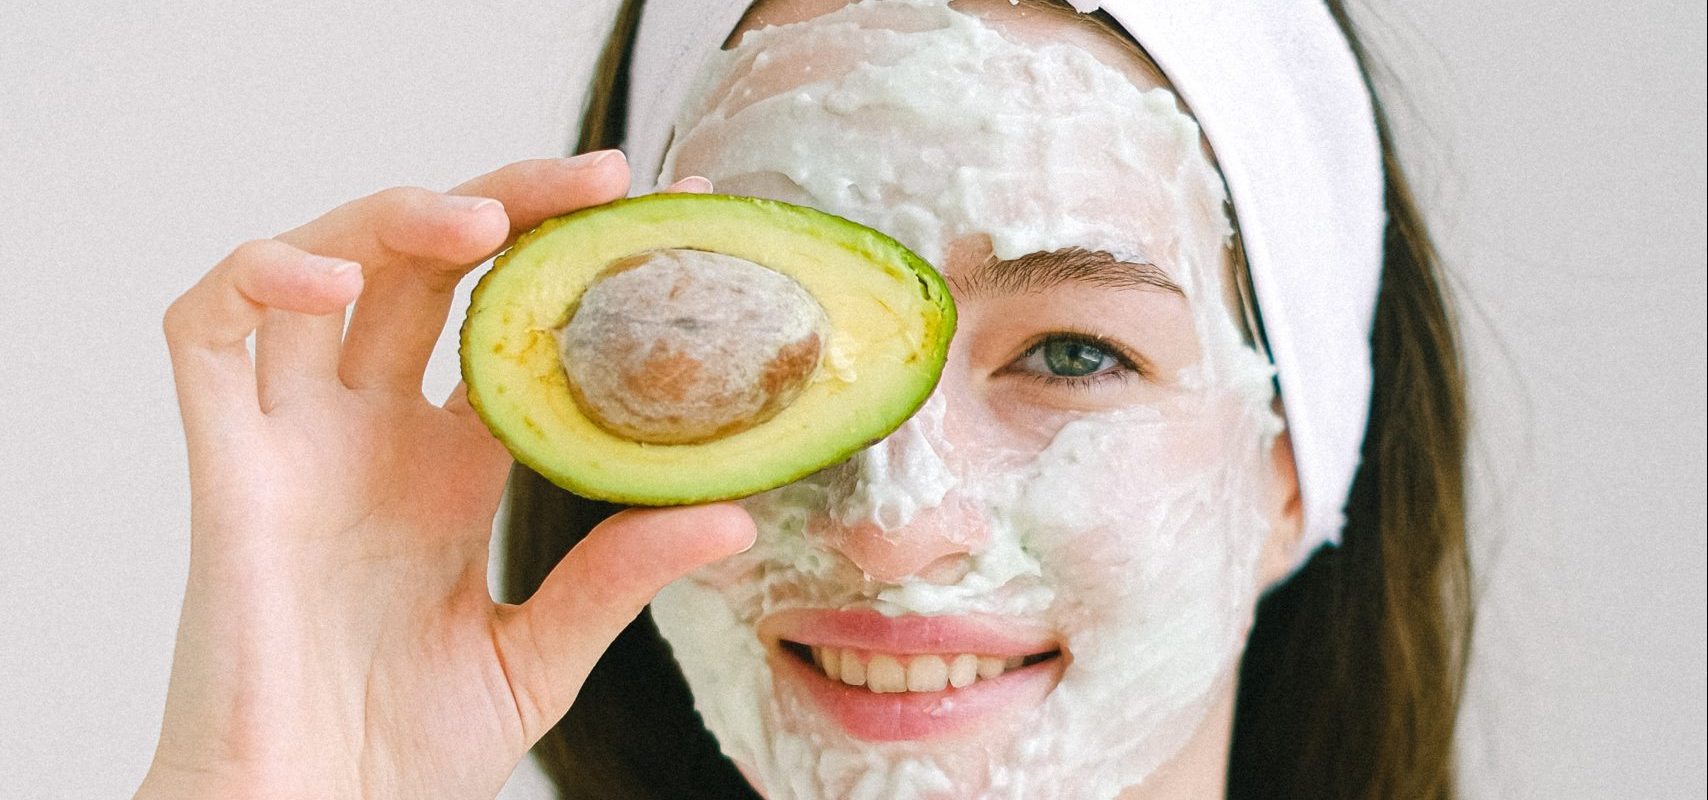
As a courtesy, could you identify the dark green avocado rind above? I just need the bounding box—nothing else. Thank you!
[458,192,956,506]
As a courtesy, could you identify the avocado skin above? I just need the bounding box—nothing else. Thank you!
[459,193,956,506]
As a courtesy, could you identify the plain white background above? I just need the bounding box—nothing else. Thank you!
[1,0,1702,798]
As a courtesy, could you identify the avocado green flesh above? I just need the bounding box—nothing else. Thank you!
[459,193,956,505]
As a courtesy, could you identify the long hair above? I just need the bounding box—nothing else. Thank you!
[502,2,1471,797]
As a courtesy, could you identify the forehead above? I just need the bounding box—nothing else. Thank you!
[672,0,1239,301]
[730,0,1171,93]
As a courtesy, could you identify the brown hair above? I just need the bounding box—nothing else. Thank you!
[503,2,1472,797]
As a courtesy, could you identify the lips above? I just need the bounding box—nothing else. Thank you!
[761,609,1066,741]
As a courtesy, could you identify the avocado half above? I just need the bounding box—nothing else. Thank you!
[459,193,956,506]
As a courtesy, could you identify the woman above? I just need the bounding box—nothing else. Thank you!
[137,1,1469,798]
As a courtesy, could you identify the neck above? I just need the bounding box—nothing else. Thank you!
[1116,682,1236,800]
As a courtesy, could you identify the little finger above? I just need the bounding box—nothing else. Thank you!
[164,239,361,435]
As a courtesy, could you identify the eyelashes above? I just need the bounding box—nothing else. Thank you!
[1006,330,1146,391]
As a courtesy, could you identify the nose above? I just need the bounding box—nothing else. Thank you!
[825,498,989,584]
[806,389,989,584]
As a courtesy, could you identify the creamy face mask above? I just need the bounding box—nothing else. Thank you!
[647,2,1283,798]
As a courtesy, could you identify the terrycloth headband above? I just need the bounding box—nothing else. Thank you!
[621,0,1385,557]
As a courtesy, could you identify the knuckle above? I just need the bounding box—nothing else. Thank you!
[163,240,263,344]
[163,237,288,347]
[227,238,282,270]
[580,575,631,612]
[579,586,644,632]
[161,295,193,344]
[499,158,554,185]
[372,185,438,217]
[367,187,439,256]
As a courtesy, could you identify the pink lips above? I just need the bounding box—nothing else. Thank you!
[761,609,1066,742]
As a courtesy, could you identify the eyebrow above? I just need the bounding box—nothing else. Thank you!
[948,247,1184,300]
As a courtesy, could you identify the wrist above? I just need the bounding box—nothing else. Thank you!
[134,760,323,800]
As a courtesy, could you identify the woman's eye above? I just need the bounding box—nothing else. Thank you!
[1040,339,1115,377]
[1011,334,1140,386]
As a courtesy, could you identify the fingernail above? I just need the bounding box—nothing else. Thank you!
[308,255,360,277]
[670,175,714,193]
[567,149,625,169]
[443,195,502,213]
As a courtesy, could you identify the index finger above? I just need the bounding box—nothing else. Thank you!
[449,150,632,250]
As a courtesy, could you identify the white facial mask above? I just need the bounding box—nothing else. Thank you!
[647,2,1283,798]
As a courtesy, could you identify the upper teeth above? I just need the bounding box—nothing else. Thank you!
[809,646,1029,693]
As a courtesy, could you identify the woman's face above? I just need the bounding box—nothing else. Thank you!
[648,1,1303,797]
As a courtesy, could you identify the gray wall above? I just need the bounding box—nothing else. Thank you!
[1,0,1702,797]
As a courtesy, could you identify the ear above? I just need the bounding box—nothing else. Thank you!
[1255,426,1305,591]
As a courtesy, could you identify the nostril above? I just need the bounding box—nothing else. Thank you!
[912,552,973,584]
[840,527,977,584]
[821,497,992,584]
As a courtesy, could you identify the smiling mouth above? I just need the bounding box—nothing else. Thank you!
[780,640,1062,694]
[760,610,1070,740]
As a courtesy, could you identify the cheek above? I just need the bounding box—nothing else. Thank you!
[1013,403,1273,641]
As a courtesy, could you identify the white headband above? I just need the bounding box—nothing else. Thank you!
[622,0,1384,556]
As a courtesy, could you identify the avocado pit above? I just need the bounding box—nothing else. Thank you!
[557,248,828,445]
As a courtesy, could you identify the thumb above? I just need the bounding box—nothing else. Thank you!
[494,502,756,743]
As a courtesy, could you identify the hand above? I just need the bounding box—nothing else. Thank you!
[136,154,750,800]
